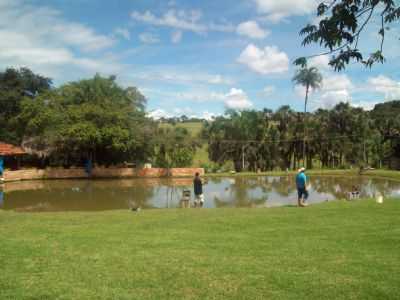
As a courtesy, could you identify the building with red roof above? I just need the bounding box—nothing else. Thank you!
[0,142,26,156]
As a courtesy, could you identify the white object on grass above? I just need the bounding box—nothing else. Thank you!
[376,195,384,204]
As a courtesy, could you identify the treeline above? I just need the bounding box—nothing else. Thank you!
[0,68,198,168]
[203,104,400,171]
[158,116,207,124]
[1,67,400,171]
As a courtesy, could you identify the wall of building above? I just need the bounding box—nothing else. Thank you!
[2,167,204,182]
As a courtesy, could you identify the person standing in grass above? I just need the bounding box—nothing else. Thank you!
[193,172,204,208]
[296,167,308,207]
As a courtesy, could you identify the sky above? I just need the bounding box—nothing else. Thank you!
[1,0,400,119]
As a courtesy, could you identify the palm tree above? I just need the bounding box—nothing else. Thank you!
[292,66,322,165]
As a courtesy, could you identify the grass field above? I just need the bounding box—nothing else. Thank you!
[1,199,400,299]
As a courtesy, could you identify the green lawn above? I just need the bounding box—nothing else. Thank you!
[1,199,400,299]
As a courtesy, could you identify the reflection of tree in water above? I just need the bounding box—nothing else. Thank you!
[309,176,363,199]
[310,177,344,198]
[308,176,400,199]
[269,176,297,197]
[368,178,400,198]
[213,177,267,208]
[127,183,157,209]
[3,179,158,212]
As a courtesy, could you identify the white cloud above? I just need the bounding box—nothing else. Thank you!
[143,87,253,111]
[147,109,171,119]
[171,31,183,43]
[236,21,269,39]
[294,85,307,99]
[237,44,289,75]
[173,91,225,102]
[0,1,114,52]
[0,0,120,79]
[147,108,217,120]
[114,28,131,41]
[318,90,351,109]
[262,85,275,96]
[309,55,330,71]
[309,74,353,109]
[208,22,235,32]
[367,75,400,100]
[139,32,160,44]
[352,101,378,111]
[322,74,352,91]
[131,10,206,33]
[224,88,253,110]
[131,9,234,34]
[201,111,217,120]
[254,0,318,22]
[133,69,234,86]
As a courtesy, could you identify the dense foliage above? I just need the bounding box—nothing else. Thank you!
[0,68,52,144]
[154,127,200,168]
[0,68,197,168]
[204,103,400,171]
[296,0,400,70]
[1,67,399,170]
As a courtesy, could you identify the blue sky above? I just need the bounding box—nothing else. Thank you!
[1,0,399,119]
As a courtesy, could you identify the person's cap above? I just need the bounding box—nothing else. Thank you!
[298,167,306,172]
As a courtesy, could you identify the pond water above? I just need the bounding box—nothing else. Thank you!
[0,176,399,212]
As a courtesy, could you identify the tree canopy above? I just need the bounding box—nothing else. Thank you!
[296,0,400,70]
[0,68,52,144]
[0,68,198,168]
[204,102,400,171]
[1,67,399,171]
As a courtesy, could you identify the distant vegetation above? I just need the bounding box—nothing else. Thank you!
[0,68,197,168]
[203,105,400,171]
[1,67,400,171]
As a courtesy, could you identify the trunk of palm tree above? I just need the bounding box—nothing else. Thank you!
[303,84,309,165]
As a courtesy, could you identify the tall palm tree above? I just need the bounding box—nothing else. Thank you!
[292,66,322,165]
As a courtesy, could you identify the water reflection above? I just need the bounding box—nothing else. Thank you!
[0,176,399,212]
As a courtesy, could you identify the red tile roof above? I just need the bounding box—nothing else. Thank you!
[0,142,26,156]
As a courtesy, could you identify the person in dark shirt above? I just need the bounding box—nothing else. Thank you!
[193,172,204,207]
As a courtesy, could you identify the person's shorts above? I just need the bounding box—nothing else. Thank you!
[195,194,204,203]
[297,188,308,200]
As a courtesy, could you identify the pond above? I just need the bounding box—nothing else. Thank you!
[0,176,399,212]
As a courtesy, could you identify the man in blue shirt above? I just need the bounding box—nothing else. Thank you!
[296,167,308,207]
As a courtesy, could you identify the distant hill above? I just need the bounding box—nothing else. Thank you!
[371,100,400,118]
[158,121,210,167]
[159,121,204,138]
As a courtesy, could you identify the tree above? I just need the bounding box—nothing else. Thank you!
[154,127,199,169]
[18,74,152,166]
[0,67,52,143]
[292,66,322,163]
[296,0,400,70]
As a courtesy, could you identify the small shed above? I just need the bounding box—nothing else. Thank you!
[0,142,26,156]
[0,142,26,171]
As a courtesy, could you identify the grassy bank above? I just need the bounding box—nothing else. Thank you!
[1,200,400,299]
